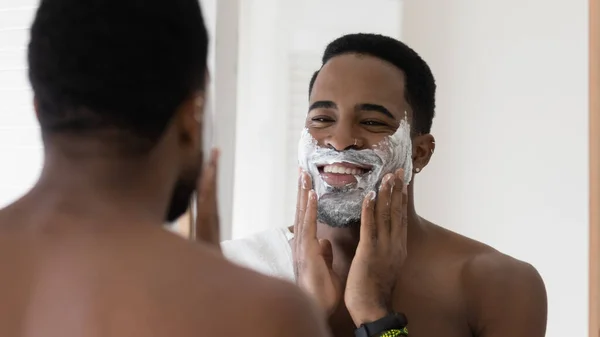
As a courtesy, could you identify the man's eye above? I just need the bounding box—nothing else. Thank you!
[362,120,386,126]
[312,117,334,123]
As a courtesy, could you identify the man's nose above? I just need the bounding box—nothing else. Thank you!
[324,129,362,151]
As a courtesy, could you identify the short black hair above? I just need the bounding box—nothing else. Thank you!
[309,33,436,135]
[29,0,209,151]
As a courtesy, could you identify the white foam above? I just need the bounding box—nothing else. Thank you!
[297,112,413,227]
[298,112,413,195]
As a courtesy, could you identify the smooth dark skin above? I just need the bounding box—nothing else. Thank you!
[0,87,330,337]
[297,53,548,337]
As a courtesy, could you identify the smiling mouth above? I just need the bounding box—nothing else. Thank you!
[318,163,371,175]
[316,162,372,187]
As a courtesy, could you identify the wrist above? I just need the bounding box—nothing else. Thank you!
[348,305,390,328]
[353,312,409,337]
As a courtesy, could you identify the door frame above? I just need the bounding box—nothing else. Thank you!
[590,0,599,335]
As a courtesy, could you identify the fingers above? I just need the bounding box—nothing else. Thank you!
[294,171,313,277]
[294,171,312,235]
[294,169,304,231]
[400,184,408,247]
[197,148,219,199]
[292,169,303,263]
[295,189,318,279]
[375,173,395,234]
[196,149,219,237]
[359,191,377,245]
[390,169,406,237]
[301,190,318,241]
[195,148,220,245]
[318,239,334,270]
[361,169,406,247]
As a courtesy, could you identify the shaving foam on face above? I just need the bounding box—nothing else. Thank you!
[297,112,413,227]
[372,113,413,185]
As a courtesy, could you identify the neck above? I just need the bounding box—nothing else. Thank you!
[27,140,176,226]
[316,182,423,263]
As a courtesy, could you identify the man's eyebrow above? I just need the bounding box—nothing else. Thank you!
[357,103,396,119]
[309,101,337,111]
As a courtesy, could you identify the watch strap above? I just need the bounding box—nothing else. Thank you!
[354,313,408,337]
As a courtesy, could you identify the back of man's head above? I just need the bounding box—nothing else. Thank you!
[29,0,209,152]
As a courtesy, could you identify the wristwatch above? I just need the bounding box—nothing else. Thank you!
[354,312,408,337]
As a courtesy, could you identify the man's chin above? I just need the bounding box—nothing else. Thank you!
[317,211,361,229]
[319,188,365,200]
[317,197,362,229]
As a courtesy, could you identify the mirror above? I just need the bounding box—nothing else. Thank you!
[189,1,593,337]
[0,0,594,336]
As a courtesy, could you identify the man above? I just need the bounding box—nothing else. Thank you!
[0,1,330,336]
[222,33,548,337]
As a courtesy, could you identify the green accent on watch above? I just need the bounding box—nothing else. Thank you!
[380,326,408,337]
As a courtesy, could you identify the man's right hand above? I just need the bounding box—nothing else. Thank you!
[292,170,342,316]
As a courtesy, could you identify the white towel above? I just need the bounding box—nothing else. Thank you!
[221,227,296,282]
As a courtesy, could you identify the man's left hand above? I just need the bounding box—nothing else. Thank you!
[344,168,408,327]
[193,148,221,251]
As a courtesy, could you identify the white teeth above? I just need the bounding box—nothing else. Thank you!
[323,164,366,175]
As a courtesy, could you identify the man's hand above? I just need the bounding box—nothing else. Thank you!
[293,170,342,316]
[193,148,221,251]
[345,169,408,327]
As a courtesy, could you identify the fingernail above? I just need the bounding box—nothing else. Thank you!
[309,190,316,200]
[397,168,405,178]
[388,174,395,188]
[366,191,376,201]
[302,173,309,190]
[379,174,392,191]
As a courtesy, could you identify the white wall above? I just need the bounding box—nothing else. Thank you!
[0,0,229,233]
[402,1,589,336]
[205,0,239,240]
[0,0,41,208]
[232,0,290,239]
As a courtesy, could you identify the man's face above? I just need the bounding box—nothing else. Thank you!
[298,53,414,228]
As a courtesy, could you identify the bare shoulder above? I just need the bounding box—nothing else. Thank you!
[425,221,544,282]
[431,224,547,303]
[0,214,328,337]
[423,222,547,336]
[232,272,331,337]
[157,234,330,337]
[428,226,547,337]
[461,250,547,336]
[461,249,546,302]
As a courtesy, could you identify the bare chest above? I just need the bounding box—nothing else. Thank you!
[393,262,473,336]
[331,262,474,337]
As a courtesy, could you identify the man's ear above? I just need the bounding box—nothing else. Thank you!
[412,134,435,173]
[175,91,205,150]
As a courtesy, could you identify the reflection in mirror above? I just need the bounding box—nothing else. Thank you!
[205,1,591,337]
